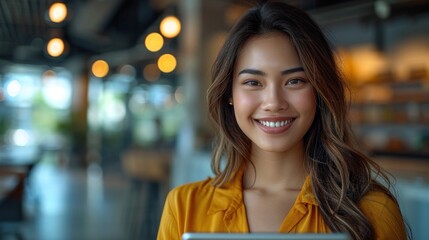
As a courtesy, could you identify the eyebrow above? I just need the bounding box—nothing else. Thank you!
[238,67,304,76]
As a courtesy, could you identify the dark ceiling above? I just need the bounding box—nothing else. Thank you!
[0,0,166,64]
[1,0,428,65]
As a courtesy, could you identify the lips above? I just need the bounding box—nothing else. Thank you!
[258,119,292,128]
[255,117,295,134]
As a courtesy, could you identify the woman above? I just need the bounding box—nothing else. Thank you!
[157,1,408,240]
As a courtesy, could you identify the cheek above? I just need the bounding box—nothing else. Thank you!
[290,89,317,118]
[233,92,259,119]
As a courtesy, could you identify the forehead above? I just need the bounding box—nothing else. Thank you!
[235,32,301,70]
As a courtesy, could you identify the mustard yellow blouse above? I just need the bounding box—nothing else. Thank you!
[157,168,407,240]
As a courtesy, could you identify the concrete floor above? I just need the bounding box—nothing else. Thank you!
[11,162,139,240]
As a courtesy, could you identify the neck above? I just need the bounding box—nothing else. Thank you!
[243,145,307,192]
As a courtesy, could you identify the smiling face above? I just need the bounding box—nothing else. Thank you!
[232,32,317,155]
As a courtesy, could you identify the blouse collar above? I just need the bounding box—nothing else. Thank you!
[207,165,318,215]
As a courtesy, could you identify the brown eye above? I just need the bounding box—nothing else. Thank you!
[243,80,262,86]
[286,78,306,86]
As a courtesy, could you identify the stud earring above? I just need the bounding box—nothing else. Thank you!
[228,101,233,105]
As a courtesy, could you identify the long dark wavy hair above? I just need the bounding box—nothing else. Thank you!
[207,1,408,240]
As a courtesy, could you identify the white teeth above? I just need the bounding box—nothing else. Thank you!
[259,120,291,128]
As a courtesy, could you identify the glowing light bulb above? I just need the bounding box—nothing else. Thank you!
[92,60,109,78]
[47,38,65,57]
[145,32,164,52]
[49,2,67,23]
[157,54,177,73]
[160,16,181,38]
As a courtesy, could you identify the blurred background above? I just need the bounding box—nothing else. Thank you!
[0,0,428,239]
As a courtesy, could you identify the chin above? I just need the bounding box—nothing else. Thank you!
[254,142,294,154]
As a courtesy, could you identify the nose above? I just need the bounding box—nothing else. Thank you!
[261,85,288,112]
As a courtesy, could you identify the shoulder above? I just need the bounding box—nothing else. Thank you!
[359,189,407,239]
[359,189,403,220]
[158,179,217,239]
[162,177,221,225]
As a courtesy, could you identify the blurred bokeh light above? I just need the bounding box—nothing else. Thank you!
[157,54,176,73]
[46,38,65,57]
[145,32,164,52]
[48,2,68,23]
[91,60,109,78]
[160,16,181,38]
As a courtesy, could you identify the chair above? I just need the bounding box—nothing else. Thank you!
[121,148,172,240]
